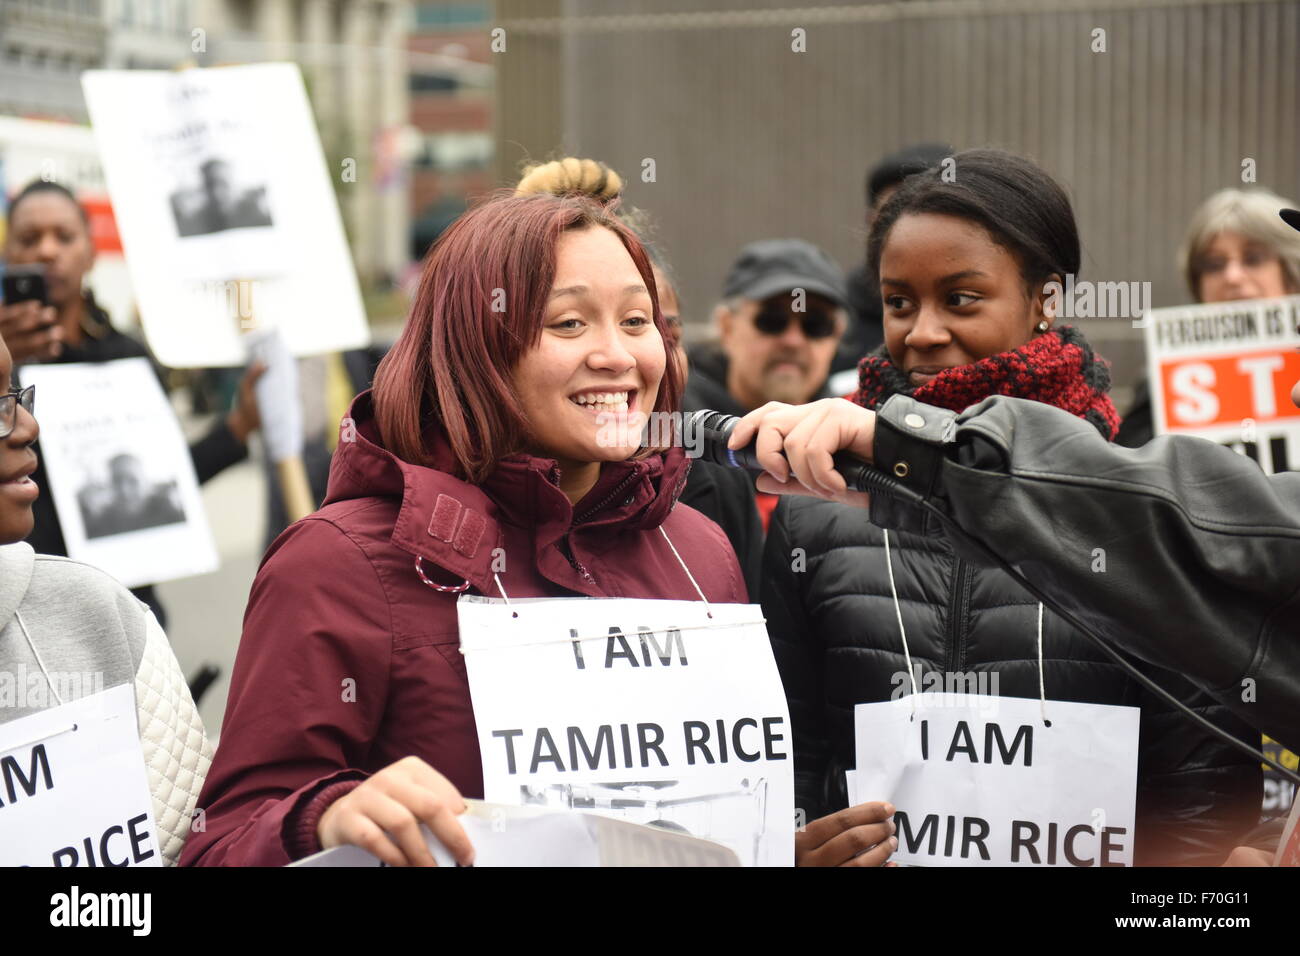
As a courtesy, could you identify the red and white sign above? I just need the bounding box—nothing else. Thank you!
[1144,295,1300,474]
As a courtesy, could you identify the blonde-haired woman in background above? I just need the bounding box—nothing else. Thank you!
[1180,186,1300,303]
[514,157,764,598]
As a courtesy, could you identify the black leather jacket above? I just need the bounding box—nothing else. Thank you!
[764,406,1265,865]
[867,393,1300,753]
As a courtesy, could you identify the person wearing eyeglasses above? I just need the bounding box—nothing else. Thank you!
[684,239,850,531]
[0,334,212,866]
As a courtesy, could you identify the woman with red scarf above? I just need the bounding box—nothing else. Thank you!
[180,193,754,867]
[762,149,1261,867]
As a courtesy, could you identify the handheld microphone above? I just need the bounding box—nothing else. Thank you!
[687,408,919,500]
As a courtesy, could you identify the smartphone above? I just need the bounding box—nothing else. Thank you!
[1,264,48,306]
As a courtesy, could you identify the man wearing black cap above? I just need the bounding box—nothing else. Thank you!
[685,238,850,421]
[683,238,849,532]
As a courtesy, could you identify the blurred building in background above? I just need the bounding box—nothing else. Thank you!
[407,2,493,263]
[0,0,107,120]
[491,0,1300,401]
[102,0,196,69]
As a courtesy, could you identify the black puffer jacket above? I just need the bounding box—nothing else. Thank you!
[764,497,1262,866]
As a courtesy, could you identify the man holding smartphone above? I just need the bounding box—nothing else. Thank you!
[0,262,64,361]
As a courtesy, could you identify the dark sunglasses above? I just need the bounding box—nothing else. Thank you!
[0,385,35,439]
[753,305,838,340]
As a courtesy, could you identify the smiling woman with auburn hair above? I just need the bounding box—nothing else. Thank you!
[180,191,749,868]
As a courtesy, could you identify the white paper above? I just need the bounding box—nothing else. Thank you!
[81,64,369,368]
[18,358,218,589]
[290,801,740,867]
[854,694,1140,867]
[245,328,302,463]
[457,597,794,866]
[0,684,162,867]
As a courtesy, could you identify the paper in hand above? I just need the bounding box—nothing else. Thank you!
[246,327,302,464]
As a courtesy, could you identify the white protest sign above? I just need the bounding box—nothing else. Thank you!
[81,64,369,368]
[292,801,740,867]
[853,694,1139,867]
[457,596,794,867]
[18,358,218,589]
[1143,294,1300,473]
[0,683,161,867]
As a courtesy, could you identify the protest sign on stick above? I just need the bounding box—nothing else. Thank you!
[81,63,369,368]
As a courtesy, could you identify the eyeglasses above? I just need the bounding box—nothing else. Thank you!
[1197,248,1279,275]
[753,305,839,340]
[0,385,35,439]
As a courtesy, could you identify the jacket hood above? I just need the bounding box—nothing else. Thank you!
[322,391,693,592]
[0,541,35,629]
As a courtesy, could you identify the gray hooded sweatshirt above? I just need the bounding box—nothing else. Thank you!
[0,542,212,865]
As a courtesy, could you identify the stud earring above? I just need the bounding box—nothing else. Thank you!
[1036,320,1050,332]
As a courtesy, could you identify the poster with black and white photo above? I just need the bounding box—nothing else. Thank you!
[80,64,369,368]
[457,596,794,867]
[18,358,218,589]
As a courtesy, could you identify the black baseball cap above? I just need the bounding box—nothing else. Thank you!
[1281,208,1300,231]
[722,238,849,310]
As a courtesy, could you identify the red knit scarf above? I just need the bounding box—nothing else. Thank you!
[851,325,1121,440]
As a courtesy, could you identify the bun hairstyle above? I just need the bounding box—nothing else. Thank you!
[868,147,1081,293]
[515,156,664,275]
[515,158,624,201]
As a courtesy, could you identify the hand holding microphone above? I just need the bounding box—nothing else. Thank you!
[703,398,881,509]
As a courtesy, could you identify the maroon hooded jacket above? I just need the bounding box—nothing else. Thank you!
[180,392,747,866]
